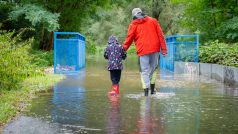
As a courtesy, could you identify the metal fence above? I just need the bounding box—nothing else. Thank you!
[54,32,86,74]
[160,35,199,72]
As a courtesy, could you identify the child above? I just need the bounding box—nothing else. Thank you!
[104,35,127,96]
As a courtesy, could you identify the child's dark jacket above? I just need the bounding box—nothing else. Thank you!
[104,36,127,71]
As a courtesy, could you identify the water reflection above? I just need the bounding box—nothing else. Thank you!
[131,97,165,134]
[106,96,121,134]
[52,71,86,127]
[223,86,238,96]
[3,55,238,134]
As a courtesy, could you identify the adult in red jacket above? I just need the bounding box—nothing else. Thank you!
[123,8,167,96]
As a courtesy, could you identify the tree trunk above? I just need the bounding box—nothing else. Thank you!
[39,31,54,51]
[164,19,174,34]
[39,24,45,50]
[46,32,54,51]
[152,0,160,20]
[151,0,166,20]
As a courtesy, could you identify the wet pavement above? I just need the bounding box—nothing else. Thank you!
[2,55,238,134]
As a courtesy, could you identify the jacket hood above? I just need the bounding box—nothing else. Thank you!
[108,35,119,45]
[132,16,148,25]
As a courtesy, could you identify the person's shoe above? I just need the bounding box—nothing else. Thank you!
[144,88,149,96]
[150,84,155,95]
[108,84,119,96]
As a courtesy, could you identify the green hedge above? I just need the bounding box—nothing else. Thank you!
[199,40,238,67]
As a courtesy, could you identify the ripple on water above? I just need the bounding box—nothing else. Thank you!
[125,92,175,100]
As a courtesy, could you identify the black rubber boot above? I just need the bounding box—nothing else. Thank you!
[144,88,149,96]
[150,84,155,95]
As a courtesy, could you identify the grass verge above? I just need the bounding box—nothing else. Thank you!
[0,74,64,127]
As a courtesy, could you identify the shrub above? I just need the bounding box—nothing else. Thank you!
[199,40,238,67]
[0,32,43,91]
[127,44,136,55]
[86,36,97,55]
[30,50,54,67]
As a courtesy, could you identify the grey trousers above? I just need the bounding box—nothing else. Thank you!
[139,52,160,89]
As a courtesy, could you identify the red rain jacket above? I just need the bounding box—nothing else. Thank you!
[123,16,167,56]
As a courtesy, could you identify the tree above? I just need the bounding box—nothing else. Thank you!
[9,4,60,50]
[84,0,181,46]
[173,0,238,43]
[1,0,110,50]
[37,0,110,50]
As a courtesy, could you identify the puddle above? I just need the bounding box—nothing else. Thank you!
[3,55,238,134]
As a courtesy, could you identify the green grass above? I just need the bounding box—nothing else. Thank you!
[0,74,64,126]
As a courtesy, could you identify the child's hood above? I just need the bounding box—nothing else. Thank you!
[108,35,119,45]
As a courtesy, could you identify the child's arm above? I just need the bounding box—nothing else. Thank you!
[121,47,127,60]
[104,47,109,59]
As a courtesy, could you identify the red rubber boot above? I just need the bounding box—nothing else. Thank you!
[108,84,119,96]
[114,84,119,94]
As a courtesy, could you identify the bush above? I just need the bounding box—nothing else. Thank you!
[86,36,96,55]
[199,40,238,67]
[0,32,43,91]
[30,50,54,67]
[127,44,136,55]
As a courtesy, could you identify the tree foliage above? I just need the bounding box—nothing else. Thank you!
[86,5,129,45]
[216,17,238,42]
[84,0,181,46]
[174,0,238,43]
[0,0,110,50]
[9,4,60,32]
[28,0,110,32]
[7,3,60,50]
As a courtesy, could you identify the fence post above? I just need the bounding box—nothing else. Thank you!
[196,34,199,63]
[172,36,177,71]
[54,32,57,74]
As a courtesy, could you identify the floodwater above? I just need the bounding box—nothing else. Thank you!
[3,55,238,134]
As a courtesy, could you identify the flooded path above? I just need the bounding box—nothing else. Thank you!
[3,55,238,134]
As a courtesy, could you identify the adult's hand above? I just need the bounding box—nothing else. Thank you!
[162,52,167,57]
